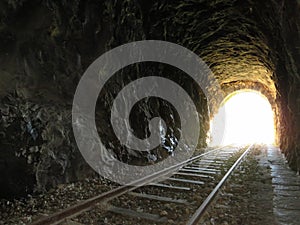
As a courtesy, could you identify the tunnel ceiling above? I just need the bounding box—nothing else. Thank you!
[0,0,299,197]
[146,0,279,101]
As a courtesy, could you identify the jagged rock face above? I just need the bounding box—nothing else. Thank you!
[0,0,299,198]
[0,94,95,198]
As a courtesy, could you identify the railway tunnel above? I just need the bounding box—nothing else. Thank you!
[0,0,299,224]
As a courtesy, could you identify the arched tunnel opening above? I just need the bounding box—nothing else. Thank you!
[0,0,299,222]
[209,89,276,146]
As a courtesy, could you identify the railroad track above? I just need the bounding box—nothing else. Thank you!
[31,145,253,225]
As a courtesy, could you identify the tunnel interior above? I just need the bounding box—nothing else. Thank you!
[0,0,299,198]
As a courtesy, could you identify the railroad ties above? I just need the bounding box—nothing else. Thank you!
[31,145,253,225]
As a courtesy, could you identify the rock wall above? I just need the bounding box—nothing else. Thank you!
[269,0,300,172]
[0,0,209,197]
[0,0,112,197]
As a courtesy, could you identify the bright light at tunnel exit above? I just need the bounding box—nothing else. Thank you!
[209,90,276,146]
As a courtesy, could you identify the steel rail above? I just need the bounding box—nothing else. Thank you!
[187,144,253,225]
[30,146,226,225]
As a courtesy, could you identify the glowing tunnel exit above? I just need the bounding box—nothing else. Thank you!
[209,90,276,146]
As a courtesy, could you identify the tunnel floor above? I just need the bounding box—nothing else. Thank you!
[202,145,300,225]
[1,145,300,224]
[268,146,300,225]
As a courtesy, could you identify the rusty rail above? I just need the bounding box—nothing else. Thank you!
[30,146,225,225]
[187,144,253,225]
